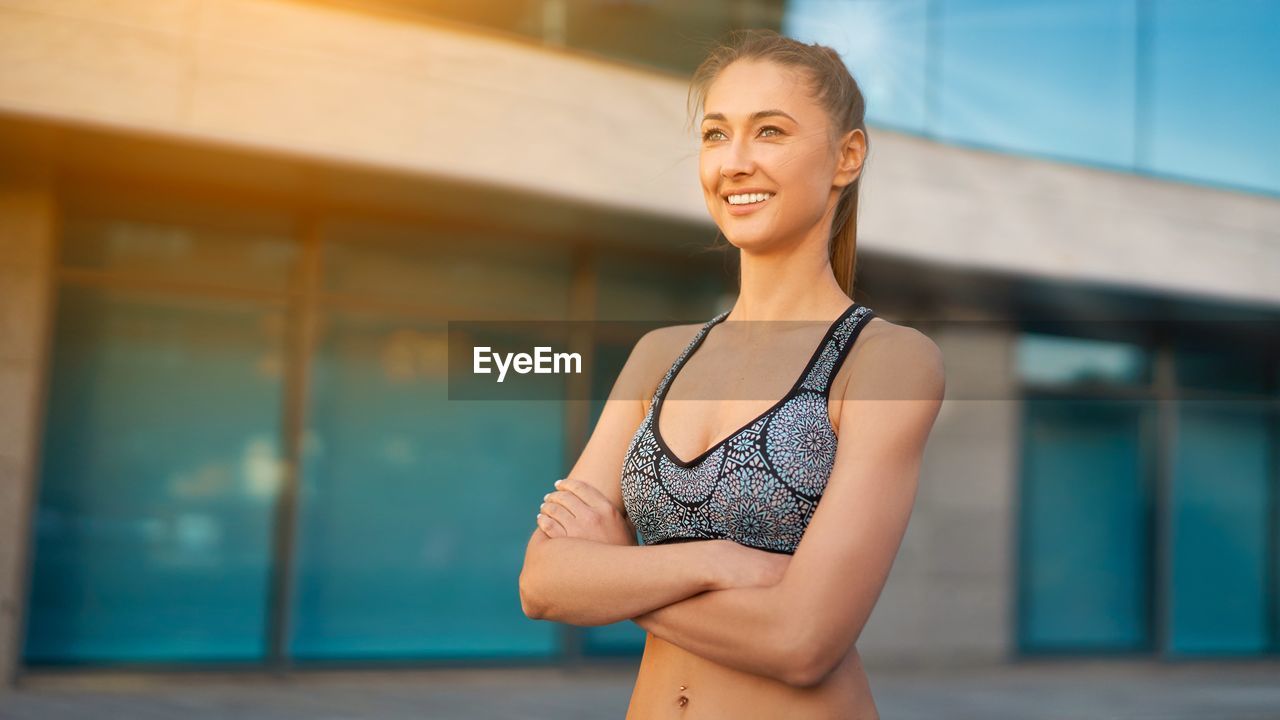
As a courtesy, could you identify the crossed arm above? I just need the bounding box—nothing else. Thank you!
[520,487,801,680]
[518,325,945,687]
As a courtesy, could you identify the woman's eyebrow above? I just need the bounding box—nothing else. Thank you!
[701,109,798,124]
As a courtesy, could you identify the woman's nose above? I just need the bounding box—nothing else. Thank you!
[721,139,756,176]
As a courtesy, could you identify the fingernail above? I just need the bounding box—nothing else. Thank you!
[543,493,550,501]
[554,479,562,487]
[536,513,543,521]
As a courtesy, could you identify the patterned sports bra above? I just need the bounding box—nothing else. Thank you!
[620,302,876,555]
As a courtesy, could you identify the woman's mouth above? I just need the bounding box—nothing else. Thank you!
[724,192,774,216]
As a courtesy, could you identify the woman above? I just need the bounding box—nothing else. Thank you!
[519,29,945,719]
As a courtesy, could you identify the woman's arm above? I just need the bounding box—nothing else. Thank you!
[633,583,792,679]
[527,476,791,625]
[633,326,946,687]
[519,325,733,625]
[522,531,726,625]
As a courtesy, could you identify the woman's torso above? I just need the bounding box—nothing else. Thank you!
[627,633,878,720]
[619,303,881,718]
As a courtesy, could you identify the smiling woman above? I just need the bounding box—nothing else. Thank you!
[518,28,944,720]
[692,37,869,297]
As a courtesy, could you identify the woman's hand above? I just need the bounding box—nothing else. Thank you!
[535,479,790,589]
[536,477,636,546]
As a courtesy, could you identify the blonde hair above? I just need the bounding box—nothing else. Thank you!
[687,29,869,298]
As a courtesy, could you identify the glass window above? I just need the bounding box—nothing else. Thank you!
[567,0,783,76]
[290,221,572,659]
[594,251,728,322]
[322,220,571,320]
[1175,348,1272,395]
[1018,398,1153,651]
[935,0,1138,166]
[24,286,286,663]
[1144,0,1280,195]
[1168,401,1271,655]
[292,311,563,658]
[328,0,784,77]
[1016,333,1150,387]
[784,0,929,133]
[59,192,298,292]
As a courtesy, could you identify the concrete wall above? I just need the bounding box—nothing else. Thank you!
[858,322,1021,666]
[0,0,700,220]
[857,134,1280,310]
[0,165,56,687]
[1,0,1277,308]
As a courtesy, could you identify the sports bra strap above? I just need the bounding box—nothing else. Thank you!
[799,305,876,396]
[650,311,729,406]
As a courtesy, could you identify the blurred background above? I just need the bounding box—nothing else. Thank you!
[1,0,1278,716]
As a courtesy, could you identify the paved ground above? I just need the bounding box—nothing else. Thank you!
[2,659,1279,719]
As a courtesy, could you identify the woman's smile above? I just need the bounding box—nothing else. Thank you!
[724,191,775,216]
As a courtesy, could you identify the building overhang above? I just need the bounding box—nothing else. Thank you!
[1,0,1276,308]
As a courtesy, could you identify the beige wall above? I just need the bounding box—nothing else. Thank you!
[0,164,56,687]
[1,0,1278,308]
[858,324,1021,666]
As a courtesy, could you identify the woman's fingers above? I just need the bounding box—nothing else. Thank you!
[536,512,566,538]
[555,477,611,511]
[543,488,591,519]
[540,496,579,527]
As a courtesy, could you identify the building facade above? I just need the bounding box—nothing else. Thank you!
[1,0,1278,686]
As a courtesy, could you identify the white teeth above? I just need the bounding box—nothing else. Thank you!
[727,192,773,205]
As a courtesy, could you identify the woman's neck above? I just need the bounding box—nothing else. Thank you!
[729,239,852,323]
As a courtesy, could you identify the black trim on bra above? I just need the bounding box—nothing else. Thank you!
[820,307,878,402]
[651,302,862,469]
[650,535,797,556]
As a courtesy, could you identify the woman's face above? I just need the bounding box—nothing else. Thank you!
[699,59,855,252]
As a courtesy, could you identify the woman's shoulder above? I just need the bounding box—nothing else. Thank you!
[842,315,945,399]
[856,314,937,354]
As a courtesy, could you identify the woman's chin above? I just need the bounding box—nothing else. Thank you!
[721,229,776,251]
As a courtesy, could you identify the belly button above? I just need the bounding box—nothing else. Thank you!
[676,685,689,708]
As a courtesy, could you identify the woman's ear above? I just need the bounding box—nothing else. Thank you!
[834,128,866,188]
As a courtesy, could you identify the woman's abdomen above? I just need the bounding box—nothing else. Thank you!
[625,633,878,720]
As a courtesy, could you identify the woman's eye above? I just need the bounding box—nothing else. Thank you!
[702,126,784,142]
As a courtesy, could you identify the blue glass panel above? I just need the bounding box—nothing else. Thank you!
[1175,349,1271,395]
[1169,401,1270,655]
[59,196,297,291]
[292,226,571,659]
[1019,399,1150,651]
[321,220,570,320]
[935,0,1137,166]
[25,286,283,663]
[1145,0,1280,195]
[594,253,727,323]
[292,312,562,658]
[784,0,929,132]
[1016,333,1149,386]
